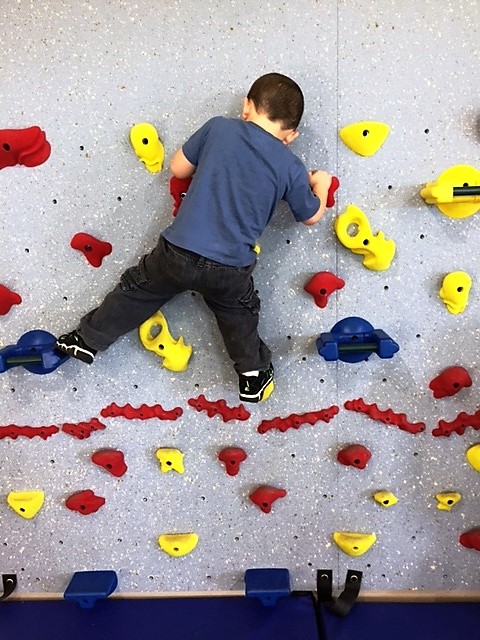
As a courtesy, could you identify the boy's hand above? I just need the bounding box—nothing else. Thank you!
[308,170,332,195]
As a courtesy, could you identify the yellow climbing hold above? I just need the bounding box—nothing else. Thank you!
[7,491,45,519]
[334,204,396,271]
[339,121,390,157]
[438,271,471,314]
[129,122,165,173]
[373,491,398,508]
[435,492,461,511]
[158,533,199,557]
[333,531,376,556]
[156,448,185,474]
[139,311,192,372]
[420,165,480,219]
[466,443,480,472]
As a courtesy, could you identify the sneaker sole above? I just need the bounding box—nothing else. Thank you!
[55,341,95,365]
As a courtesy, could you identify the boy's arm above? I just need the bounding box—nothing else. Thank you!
[170,148,197,179]
[302,170,332,226]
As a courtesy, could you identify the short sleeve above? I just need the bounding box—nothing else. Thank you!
[182,117,219,166]
[283,163,320,222]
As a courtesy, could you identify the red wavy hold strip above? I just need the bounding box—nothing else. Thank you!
[61,417,106,439]
[187,395,250,422]
[344,398,425,435]
[100,402,183,421]
[0,425,59,440]
[257,406,339,434]
[432,410,480,437]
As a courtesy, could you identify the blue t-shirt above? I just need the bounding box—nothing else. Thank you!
[162,117,320,267]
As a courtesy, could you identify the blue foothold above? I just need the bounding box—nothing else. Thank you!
[63,571,118,609]
[245,568,291,606]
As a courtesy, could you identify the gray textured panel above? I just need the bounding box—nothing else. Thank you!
[0,0,479,595]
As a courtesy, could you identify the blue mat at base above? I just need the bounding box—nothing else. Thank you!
[0,594,320,640]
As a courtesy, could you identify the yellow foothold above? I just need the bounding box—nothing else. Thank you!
[333,531,376,556]
[373,491,398,508]
[438,271,471,314]
[435,492,461,511]
[139,311,192,372]
[158,533,199,557]
[334,204,396,271]
[466,443,480,472]
[339,121,390,157]
[253,243,261,255]
[7,491,45,519]
[156,448,185,474]
[129,122,165,173]
[420,165,480,219]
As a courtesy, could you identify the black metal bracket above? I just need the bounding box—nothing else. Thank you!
[316,569,362,617]
[0,574,17,601]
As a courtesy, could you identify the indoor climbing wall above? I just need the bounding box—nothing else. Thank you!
[0,0,479,595]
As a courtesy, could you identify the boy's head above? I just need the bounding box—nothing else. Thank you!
[246,73,304,131]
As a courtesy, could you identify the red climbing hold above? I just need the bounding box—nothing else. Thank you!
[188,395,251,422]
[432,410,480,437]
[304,272,345,309]
[218,447,247,476]
[0,425,59,440]
[91,449,127,477]
[344,398,425,435]
[249,486,287,513]
[65,490,105,515]
[70,233,112,268]
[0,284,22,316]
[337,444,372,469]
[0,126,51,169]
[100,402,183,421]
[61,418,106,439]
[327,176,340,208]
[257,406,339,434]
[429,366,472,398]
[459,528,480,552]
[170,175,193,216]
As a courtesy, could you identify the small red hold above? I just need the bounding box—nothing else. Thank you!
[65,489,105,515]
[61,418,106,439]
[459,528,480,552]
[70,233,112,268]
[91,449,127,477]
[218,447,247,476]
[429,366,472,399]
[170,175,192,216]
[0,284,22,316]
[249,486,287,513]
[326,176,340,208]
[337,444,372,469]
[304,272,345,309]
[0,126,51,169]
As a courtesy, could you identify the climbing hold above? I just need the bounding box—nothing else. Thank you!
[70,233,112,268]
[433,411,480,437]
[429,366,472,398]
[334,204,395,271]
[130,123,164,173]
[65,490,105,515]
[0,425,59,440]
[138,311,192,372]
[91,450,127,477]
[304,272,345,309]
[439,271,471,314]
[218,447,247,476]
[339,121,390,157]
[337,444,371,469]
[61,418,106,439]
[158,533,199,557]
[249,486,287,513]
[333,532,377,556]
[435,492,461,511]
[257,406,339,434]
[63,570,118,609]
[466,444,480,471]
[170,175,192,216]
[317,317,399,363]
[0,284,22,316]
[0,330,69,375]
[420,165,480,219]
[156,448,185,474]
[459,528,480,552]
[7,491,45,519]
[326,176,340,207]
[187,395,250,422]
[344,398,426,435]
[0,126,51,169]
[100,402,183,421]
[372,491,398,508]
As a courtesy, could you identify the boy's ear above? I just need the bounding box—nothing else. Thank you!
[241,97,251,121]
[282,130,300,145]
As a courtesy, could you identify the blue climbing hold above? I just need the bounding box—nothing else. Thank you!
[317,317,399,363]
[0,330,68,374]
[245,568,291,606]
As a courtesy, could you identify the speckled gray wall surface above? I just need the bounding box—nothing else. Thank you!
[0,0,479,595]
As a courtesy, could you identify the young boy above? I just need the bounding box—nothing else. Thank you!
[56,73,332,403]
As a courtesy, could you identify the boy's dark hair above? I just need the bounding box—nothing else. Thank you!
[247,73,304,130]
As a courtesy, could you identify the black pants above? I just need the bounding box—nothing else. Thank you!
[78,235,272,373]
